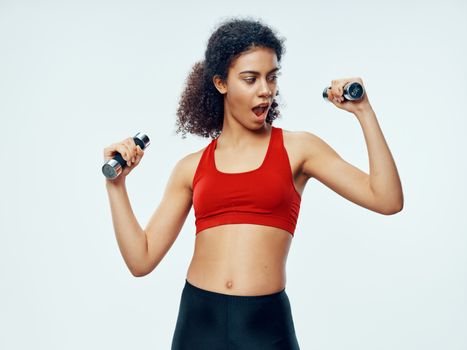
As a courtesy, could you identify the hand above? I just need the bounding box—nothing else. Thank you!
[326,77,373,115]
[103,137,145,183]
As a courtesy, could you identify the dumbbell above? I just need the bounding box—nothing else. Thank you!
[322,82,365,102]
[102,132,150,180]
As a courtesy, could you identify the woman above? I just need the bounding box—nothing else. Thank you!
[104,17,404,350]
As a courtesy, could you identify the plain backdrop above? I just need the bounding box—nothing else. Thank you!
[1,0,466,349]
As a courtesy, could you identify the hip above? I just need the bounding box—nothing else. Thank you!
[171,279,300,350]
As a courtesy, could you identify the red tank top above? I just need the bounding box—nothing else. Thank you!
[192,126,301,236]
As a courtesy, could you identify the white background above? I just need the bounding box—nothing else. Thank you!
[1,0,466,349]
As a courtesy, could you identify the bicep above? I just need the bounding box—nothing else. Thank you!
[143,157,193,274]
[301,132,381,213]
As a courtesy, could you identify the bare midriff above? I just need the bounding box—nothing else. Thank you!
[186,223,293,296]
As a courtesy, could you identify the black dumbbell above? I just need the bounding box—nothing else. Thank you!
[102,132,150,180]
[323,82,365,102]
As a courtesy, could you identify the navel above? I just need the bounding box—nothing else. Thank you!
[225,280,233,289]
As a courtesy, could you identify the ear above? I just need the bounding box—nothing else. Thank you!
[212,75,227,94]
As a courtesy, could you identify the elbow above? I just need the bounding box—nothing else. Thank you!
[380,201,404,215]
[131,269,144,277]
[130,260,158,277]
[131,267,148,277]
[370,185,404,216]
[129,261,150,277]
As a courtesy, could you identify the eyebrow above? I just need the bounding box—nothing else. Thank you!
[238,67,281,75]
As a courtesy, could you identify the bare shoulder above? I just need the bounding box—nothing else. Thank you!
[281,128,319,174]
[281,128,311,143]
[175,143,210,192]
[282,128,324,155]
[281,127,340,181]
[283,128,344,180]
[282,128,318,144]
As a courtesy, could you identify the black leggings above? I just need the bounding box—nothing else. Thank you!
[171,279,300,350]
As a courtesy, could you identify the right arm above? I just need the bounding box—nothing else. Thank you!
[105,181,149,276]
[104,138,194,277]
[139,155,193,276]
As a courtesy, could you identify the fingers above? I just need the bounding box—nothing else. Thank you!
[329,77,364,103]
[103,137,145,167]
[123,138,136,166]
[327,88,343,103]
[134,145,144,165]
[124,139,145,166]
[330,80,345,103]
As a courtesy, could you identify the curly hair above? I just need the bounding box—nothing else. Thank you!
[175,17,287,139]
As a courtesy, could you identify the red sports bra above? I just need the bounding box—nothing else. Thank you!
[192,126,301,236]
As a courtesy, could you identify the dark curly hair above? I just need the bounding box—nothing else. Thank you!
[175,17,287,139]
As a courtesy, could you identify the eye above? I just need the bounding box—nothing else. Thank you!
[244,75,279,84]
[268,75,278,82]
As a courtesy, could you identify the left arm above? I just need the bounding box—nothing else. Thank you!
[355,108,404,213]
[302,78,404,215]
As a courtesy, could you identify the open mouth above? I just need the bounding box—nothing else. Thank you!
[252,104,269,118]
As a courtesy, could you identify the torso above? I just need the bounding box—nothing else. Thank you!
[185,126,309,296]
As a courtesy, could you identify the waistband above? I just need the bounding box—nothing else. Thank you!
[184,279,286,304]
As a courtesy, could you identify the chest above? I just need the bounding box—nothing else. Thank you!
[211,131,307,197]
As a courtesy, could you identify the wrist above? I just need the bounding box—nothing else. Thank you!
[354,105,375,119]
[105,178,126,190]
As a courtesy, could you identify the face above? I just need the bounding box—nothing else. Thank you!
[213,46,280,126]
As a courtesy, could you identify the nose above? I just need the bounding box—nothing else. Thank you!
[258,79,273,98]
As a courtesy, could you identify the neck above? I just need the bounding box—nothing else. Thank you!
[218,116,271,149]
